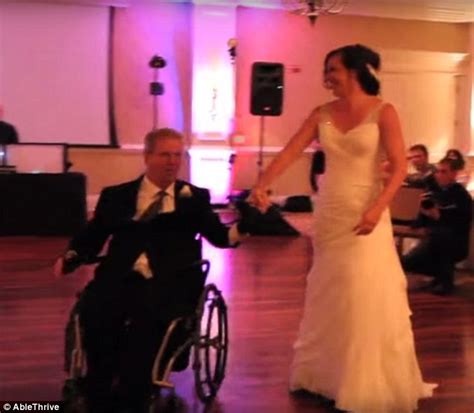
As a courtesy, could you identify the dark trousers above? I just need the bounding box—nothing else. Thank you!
[79,273,164,413]
[401,227,458,289]
[77,272,192,413]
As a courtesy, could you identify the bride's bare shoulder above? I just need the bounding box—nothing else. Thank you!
[310,101,332,120]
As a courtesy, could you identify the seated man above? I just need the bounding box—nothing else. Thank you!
[401,157,472,295]
[404,144,437,190]
[54,128,250,413]
[446,148,470,187]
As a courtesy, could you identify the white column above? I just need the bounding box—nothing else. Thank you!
[191,2,237,141]
[189,2,237,204]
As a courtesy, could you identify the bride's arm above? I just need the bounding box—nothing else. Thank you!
[376,103,407,207]
[251,108,320,209]
[354,103,407,235]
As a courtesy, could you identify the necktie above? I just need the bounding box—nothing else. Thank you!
[140,190,167,222]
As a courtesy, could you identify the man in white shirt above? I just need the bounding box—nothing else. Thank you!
[55,128,247,412]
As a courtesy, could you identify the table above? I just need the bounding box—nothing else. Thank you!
[0,173,87,236]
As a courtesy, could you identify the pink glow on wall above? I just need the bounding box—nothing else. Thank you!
[235,6,329,148]
[113,3,192,145]
[0,2,110,144]
[191,5,236,140]
[193,64,235,137]
[188,147,234,204]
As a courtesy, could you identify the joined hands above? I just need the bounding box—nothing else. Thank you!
[248,186,272,213]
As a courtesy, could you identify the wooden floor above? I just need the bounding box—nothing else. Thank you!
[1,232,474,413]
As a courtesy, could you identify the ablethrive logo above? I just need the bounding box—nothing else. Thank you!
[1,403,61,412]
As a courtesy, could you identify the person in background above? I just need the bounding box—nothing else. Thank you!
[446,148,470,187]
[401,157,472,295]
[0,104,19,144]
[405,144,437,190]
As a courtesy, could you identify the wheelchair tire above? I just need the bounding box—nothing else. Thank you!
[62,377,88,413]
[192,283,228,403]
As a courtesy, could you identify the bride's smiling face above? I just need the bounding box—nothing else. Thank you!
[324,54,355,97]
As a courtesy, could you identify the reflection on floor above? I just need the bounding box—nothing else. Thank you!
[0,233,473,413]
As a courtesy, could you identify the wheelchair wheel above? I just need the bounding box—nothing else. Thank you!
[63,301,88,412]
[193,283,228,403]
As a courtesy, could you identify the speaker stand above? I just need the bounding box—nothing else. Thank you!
[0,144,16,174]
[0,143,6,167]
[257,116,266,178]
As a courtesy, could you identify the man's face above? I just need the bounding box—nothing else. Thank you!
[407,149,428,170]
[434,163,457,188]
[144,137,183,188]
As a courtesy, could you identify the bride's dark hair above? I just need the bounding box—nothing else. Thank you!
[324,44,381,96]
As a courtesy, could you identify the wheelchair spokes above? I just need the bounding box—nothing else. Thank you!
[193,284,228,403]
[63,259,229,408]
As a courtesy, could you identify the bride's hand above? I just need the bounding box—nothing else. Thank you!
[353,206,383,235]
[248,186,271,213]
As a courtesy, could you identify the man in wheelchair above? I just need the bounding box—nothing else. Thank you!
[54,128,252,413]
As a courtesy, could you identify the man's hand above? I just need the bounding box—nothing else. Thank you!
[248,186,271,213]
[53,250,81,278]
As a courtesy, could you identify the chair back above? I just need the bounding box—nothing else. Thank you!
[390,186,423,223]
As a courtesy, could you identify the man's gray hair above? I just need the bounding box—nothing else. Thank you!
[144,128,184,154]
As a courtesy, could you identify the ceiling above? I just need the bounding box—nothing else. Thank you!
[251,0,474,23]
[340,0,474,23]
[1,0,473,23]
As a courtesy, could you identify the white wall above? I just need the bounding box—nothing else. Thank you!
[380,50,470,157]
[0,2,110,144]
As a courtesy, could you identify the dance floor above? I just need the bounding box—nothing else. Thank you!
[1,219,474,413]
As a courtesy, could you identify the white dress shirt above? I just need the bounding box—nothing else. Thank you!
[133,177,175,279]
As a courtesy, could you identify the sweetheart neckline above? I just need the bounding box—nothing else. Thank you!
[325,121,376,136]
[324,102,383,135]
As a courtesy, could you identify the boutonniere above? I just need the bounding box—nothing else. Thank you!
[178,184,193,198]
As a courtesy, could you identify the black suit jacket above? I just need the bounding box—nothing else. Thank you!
[415,182,472,262]
[69,177,232,320]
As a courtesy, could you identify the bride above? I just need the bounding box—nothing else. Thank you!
[250,44,436,413]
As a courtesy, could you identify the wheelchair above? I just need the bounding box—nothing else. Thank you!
[62,259,228,411]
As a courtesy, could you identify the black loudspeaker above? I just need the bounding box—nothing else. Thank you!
[250,62,284,116]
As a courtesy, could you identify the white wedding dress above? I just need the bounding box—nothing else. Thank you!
[289,103,436,413]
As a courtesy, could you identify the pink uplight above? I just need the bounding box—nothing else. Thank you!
[191,4,236,140]
[188,147,235,204]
